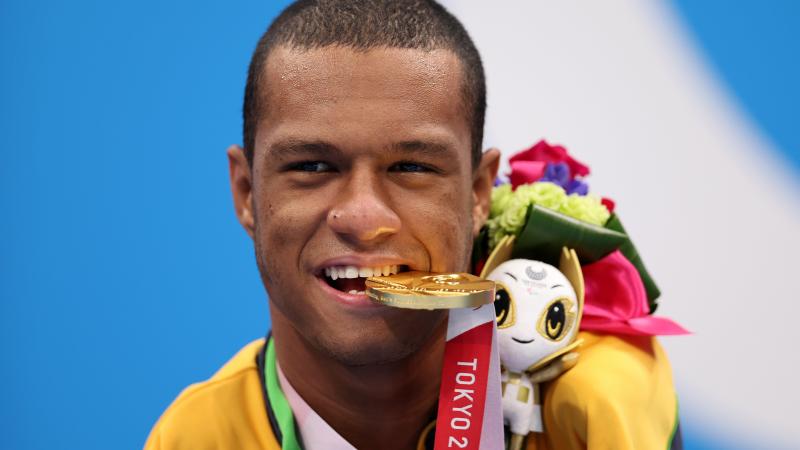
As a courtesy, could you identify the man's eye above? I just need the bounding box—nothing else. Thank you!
[390,162,433,173]
[288,161,333,173]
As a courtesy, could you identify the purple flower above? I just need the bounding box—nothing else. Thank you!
[565,179,589,196]
[540,162,571,188]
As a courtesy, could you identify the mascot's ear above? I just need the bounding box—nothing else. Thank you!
[559,247,585,321]
[480,235,516,278]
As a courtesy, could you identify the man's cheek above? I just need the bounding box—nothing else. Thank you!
[435,190,473,271]
[425,215,472,273]
[257,202,315,284]
[261,197,319,243]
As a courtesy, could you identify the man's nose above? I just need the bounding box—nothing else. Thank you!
[327,170,401,244]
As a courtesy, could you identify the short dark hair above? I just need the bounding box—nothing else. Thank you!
[242,0,486,168]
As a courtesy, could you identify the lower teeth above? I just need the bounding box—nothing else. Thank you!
[348,290,365,295]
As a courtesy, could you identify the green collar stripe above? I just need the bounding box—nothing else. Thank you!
[667,396,681,450]
[265,338,302,450]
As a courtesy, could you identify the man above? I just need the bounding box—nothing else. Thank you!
[146,1,680,449]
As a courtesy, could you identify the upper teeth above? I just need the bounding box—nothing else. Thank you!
[324,265,400,280]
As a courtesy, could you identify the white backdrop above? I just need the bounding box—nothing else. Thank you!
[442,1,800,448]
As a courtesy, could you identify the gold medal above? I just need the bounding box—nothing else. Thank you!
[365,271,496,310]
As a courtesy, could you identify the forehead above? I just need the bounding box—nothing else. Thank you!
[255,46,470,156]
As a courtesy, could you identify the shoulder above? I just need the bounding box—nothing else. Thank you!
[539,332,679,449]
[558,331,675,398]
[144,339,280,450]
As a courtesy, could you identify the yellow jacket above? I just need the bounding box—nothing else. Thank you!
[145,332,680,450]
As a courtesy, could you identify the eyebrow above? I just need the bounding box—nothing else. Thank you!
[268,139,341,159]
[550,284,563,289]
[504,271,518,281]
[390,140,456,159]
[266,138,457,162]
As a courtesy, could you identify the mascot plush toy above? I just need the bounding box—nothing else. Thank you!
[480,236,585,450]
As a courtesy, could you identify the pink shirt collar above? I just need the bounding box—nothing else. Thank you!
[276,361,357,450]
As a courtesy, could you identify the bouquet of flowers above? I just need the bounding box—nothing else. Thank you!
[474,140,687,336]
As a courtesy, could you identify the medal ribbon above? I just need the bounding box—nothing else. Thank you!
[433,306,503,450]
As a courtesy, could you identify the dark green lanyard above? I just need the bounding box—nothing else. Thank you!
[263,337,303,450]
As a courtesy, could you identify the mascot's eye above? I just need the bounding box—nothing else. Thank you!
[494,285,515,329]
[544,301,567,340]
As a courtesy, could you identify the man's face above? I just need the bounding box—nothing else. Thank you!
[230,46,497,365]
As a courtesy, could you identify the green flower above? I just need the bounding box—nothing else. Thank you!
[487,182,568,246]
[490,183,513,219]
[486,181,611,247]
[513,182,567,211]
[558,194,610,226]
[496,196,529,233]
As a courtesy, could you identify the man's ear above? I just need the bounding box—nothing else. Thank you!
[227,144,256,239]
[472,148,501,238]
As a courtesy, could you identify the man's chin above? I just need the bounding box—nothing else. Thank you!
[303,311,447,367]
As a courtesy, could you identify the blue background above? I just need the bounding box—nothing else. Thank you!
[1,1,289,448]
[673,0,799,175]
[1,1,796,449]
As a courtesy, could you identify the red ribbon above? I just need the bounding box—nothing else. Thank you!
[434,321,495,450]
[581,250,689,336]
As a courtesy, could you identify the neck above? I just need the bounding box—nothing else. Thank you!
[272,309,445,450]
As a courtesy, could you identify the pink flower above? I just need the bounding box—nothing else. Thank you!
[508,140,590,189]
[508,161,547,189]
